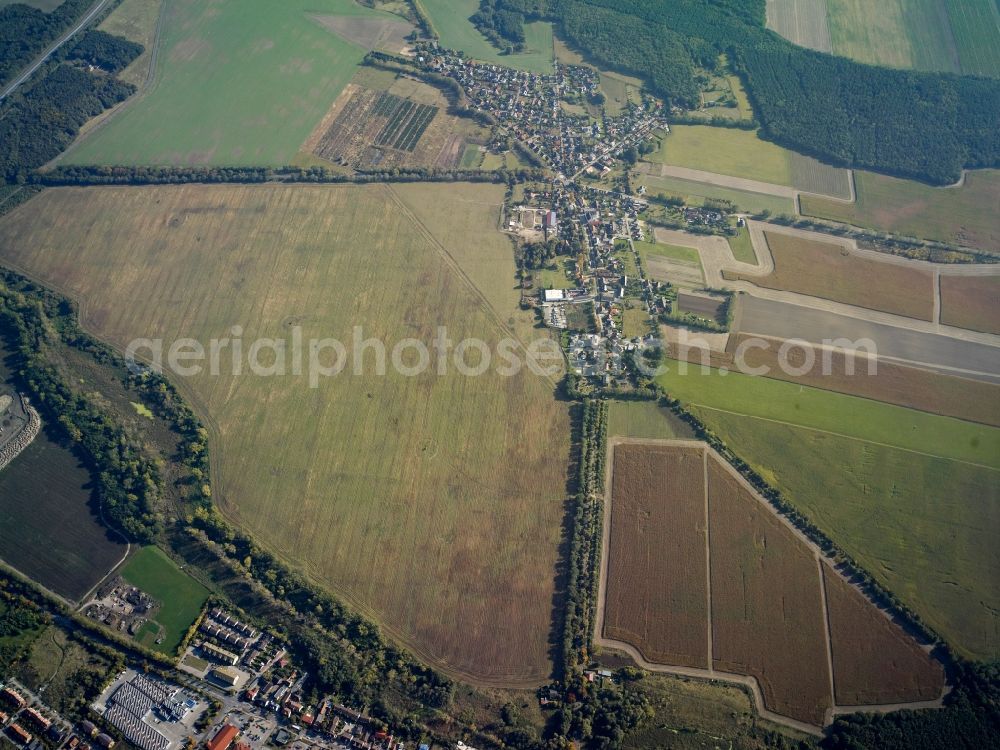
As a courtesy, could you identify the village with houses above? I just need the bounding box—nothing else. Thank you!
[416,42,666,179]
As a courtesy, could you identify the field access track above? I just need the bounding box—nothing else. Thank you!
[596,439,945,732]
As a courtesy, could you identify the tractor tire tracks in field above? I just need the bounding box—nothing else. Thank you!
[593,437,948,735]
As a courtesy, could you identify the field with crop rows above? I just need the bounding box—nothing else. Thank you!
[707,458,831,726]
[0,182,569,684]
[310,78,485,169]
[800,169,1000,253]
[940,275,1000,335]
[725,231,935,320]
[823,565,943,706]
[604,443,709,669]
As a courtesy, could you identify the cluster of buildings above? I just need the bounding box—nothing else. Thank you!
[83,578,160,641]
[95,671,201,750]
[182,608,282,691]
[1,682,81,750]
[417,43,666,178]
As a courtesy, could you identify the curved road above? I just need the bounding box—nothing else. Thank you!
[0,0,115,102]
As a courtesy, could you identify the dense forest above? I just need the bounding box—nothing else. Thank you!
[477,0,1000,184]
[0,0,94,85]
[0,65,136,181]
[67,29,144,74]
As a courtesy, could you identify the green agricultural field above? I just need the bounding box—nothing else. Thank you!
[825,0,1000,76]
[65,0,400,166]
[635,173,795,216]
[800,169,1000,253]
[657,362,1000,468]
[727,225,756,263]
[645,126,794,187]
[656,361,1000,659]
[419,0,554,73]
[120,546,209,653]
[699,411,999,661]
[0,182,570,685]
[607,401,690,440]
[945,0,1000,78]
[634,239,700,266]
[97,0,162,87]
[459,144,483,168]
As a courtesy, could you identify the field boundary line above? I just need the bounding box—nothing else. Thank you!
[702,445,713,671]
[595,437,948,732]
[688,405,1000,472]
[818,557,837,725]
[383,184,560,389]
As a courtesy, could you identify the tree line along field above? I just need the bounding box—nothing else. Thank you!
[633,171,795,217]
[601,441,944,728]
[119,546,209,653]
[800,169,1000,253]
[644,125,851,198]
[724,231,935,321]
[0,183,570,685]
[0,343,127,603]
[63,0,404,167]
[418,0,554,74]
[656,363,1000,661]
[940,275,1000,336]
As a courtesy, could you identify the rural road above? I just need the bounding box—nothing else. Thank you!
[0,0,115,102]
[640,162,856,204]
[594,438,946,735]
[653,221,1000,381]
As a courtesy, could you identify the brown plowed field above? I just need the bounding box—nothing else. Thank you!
[604,443,709,669]
[728,333,1000,428]
[823,565,944,705]
[725,232,935,321]
[707,459,832,726]
[940,274,1000,335]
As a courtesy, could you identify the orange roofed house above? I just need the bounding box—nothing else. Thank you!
[207,725,239,750]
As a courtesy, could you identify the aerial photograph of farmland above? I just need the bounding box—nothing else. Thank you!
[0,0,996,748]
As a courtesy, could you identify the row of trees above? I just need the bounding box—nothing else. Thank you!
[37,163,548,186]
[0,274,163,542]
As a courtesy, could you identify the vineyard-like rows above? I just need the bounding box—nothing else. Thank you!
[373,92,438,152]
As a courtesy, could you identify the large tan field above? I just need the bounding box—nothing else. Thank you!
[0,183,570,685]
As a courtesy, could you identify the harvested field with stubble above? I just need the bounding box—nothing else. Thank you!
[726,231,935,320]
[604,443,709,669]
[0,183,570,685]
[823,565,943,706]
[707,458,831,727]
[940,275,1000,335]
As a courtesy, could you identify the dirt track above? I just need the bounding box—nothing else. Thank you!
[654,222,1000,380]
[594,437,947,734]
